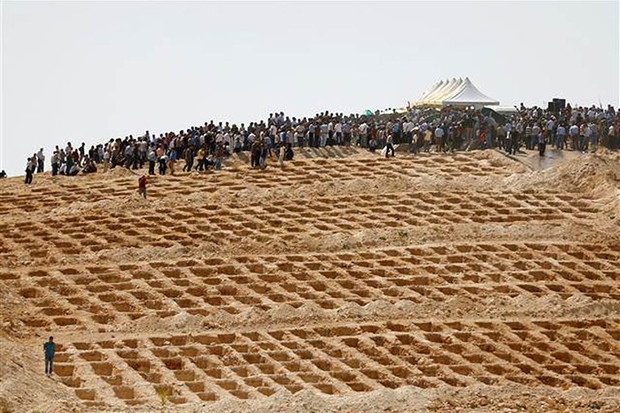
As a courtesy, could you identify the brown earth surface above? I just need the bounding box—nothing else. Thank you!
[1,147,619,413]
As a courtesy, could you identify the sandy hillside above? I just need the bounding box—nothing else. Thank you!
[1,147,619,413]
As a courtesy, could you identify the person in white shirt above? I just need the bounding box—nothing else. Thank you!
[334,122,342,145]
[434,126,445,152]
[569,124,579,150]
[25,156,36,184]
[51,151,59,176]
[320,123,329,147]
[233,134,242,153]
[68,163,80,176]
[327,122,334,145]
[295,124,305,147]
[36,148,45,173]
[147,147,157,175]
[587,108,596,119]
[555,124,566,150]
[545,118,554,133]
[278,143,286,168]
[385,134,395,158]
[103,149,110,173]
[610,124,618,149]
[215,132,224,145]
[358,122,368,148]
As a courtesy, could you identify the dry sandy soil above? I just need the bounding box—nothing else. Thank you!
[0,147,619,413]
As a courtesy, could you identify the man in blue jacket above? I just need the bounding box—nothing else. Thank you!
[43,336,56,376]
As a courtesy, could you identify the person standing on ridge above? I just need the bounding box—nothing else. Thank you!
[36,148,45,173]
[25,156,36,185]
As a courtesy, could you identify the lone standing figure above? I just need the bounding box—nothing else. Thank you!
[44,336,56,376]
[138,175,147,199]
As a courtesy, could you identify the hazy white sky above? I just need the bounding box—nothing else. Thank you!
[2,1,619,176]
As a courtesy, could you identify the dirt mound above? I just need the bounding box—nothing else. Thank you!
[507,150,620,194]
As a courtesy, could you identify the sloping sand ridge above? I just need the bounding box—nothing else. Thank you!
[1,148,619,412]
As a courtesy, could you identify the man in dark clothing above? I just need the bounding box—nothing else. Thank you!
[509,130,520,155]
[182,145,195,172]
[158,156,167,175]
[44,336,56,376]
[132,144,141,170]
[25,157,35,185]
[78,143,86,165]
[251,140,261,168]
[51,151,59,176]
[285,143,294,160]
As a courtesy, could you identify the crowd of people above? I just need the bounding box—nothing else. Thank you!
[22,102,619,185]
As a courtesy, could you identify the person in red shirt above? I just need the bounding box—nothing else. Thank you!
[138,175,147,199]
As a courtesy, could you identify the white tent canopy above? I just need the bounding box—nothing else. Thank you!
[413,77,499,108]
[416,80,441,103]
[422,79,454,105]
[434,78,464,103]
[417,80,444,105]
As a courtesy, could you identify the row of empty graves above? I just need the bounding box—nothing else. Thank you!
[0,189,600,261]
[5,242,619,330]
[0,153,521,216]
[54,318,620,407]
